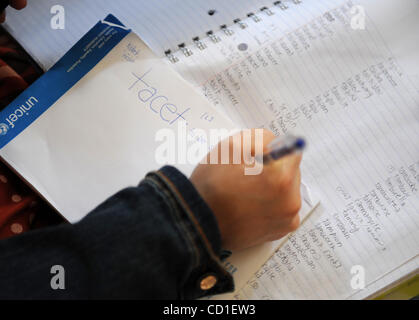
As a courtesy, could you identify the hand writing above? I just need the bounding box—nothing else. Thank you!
[191,129,302,251]
[1,0,27,23]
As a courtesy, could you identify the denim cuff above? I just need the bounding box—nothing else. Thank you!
[144,166,234,299]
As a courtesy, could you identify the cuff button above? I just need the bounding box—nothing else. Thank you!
[199,274,218,290]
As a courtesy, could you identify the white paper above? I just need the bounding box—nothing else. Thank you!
[4,0,274,70]
[170,0,419,299]
[213,184,320,299]
[0,32,238,222]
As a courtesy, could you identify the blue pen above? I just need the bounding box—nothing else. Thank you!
[262,135,306,164]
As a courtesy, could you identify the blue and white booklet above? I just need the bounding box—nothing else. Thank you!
[0,15,319,298]
[0,15,237,222]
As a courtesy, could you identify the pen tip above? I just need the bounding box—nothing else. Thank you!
[295,138,306,149]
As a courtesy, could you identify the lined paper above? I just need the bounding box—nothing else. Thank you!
[4,0,273,70]
[4,0,418,299]
[216,183,320,298]
[171,0,419,299]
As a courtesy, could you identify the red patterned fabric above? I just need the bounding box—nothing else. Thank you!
[0,28,63,240]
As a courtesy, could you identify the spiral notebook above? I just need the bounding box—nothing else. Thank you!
[162,0,419,300]
[3,0,419,300]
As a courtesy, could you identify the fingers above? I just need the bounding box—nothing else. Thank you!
[273,152,302,175]
[11,0,27,10]
[1,0,27,23]
[242,128,275,155]
[267,214,301,241]
[263,131,302,176]
[289,213,300,232]
[221,128,274,164]
[268,156,302,237]
[282,213,301,235]
[262,129,276,150]
[287,167,302,214]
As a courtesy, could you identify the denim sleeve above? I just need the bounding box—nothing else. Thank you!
[0,166,234,299]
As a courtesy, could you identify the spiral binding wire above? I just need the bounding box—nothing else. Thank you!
[164,49,178,63]
[178,43,193,56]
[247,12,262,23]
[193,36,207,50]
[220,24,234,36]
[165,0,303,62]
[260,6,275,16]
[233,18,248,29]
[206,30,221,43]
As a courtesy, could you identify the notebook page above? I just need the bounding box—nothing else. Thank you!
[349,255,418,299]
[4,0,273,71]
[171,0,419,299]
[214,183,320,299]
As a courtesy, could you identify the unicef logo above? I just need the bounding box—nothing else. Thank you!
[0,123,9,136]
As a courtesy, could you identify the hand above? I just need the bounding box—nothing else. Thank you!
[0,0,27,23]
[190,129,302,251]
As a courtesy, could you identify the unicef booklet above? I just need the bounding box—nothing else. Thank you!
[0,14,318,298]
